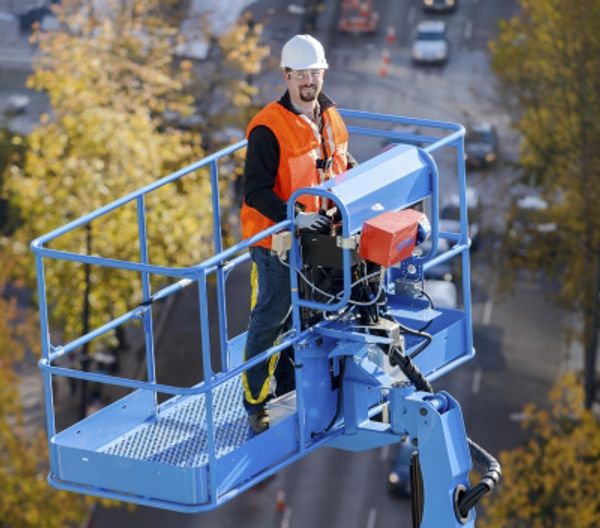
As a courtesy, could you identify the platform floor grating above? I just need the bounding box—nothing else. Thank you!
[100,377,249,467]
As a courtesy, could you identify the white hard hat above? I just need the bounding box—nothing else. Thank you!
[280,34,328,70]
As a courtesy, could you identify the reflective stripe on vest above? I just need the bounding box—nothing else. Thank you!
[241,101,349,249]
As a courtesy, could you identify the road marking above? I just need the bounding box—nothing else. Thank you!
[464,20,473,40]
[367,508,378,528]
[471,367,483,394]
[482,298,493,325]
[281,507,292,528]
[509,412,527,422]
[407,7,416,26]
[380,444,390,462]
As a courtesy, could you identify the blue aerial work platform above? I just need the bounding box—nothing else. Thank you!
[32,110,500,527]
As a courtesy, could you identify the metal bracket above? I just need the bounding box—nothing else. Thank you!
[272,231,292,259]
[397,259,423,280]
[336,235,358,250]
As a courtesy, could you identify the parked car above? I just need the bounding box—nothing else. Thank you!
[506,194,558,257]
[18,5,51,32]
[4,94,30,116]
[422,0,458,12]
[388,437,415,496]
[440,186,481,251]
[411,21,449,65]
[465,122,498,168]
[511,195,557,235]
[338,0,379,34]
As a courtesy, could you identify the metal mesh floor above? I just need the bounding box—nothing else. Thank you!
[100,377,249,467]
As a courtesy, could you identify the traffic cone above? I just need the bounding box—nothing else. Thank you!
[379,49,390,77]
[275,489,286,512]
[386,25,396,44]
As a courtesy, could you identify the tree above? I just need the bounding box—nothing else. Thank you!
[480,374,600,528]
[0,129,27,234]
[490,0,600,407]
[0,252,93,528]
[172,10,270,150]
[192,12,270,215]
[4,0,216,416]
[4,0,271,416]
[0,0,270,517]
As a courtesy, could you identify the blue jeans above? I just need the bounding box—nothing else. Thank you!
[243,247,295,413]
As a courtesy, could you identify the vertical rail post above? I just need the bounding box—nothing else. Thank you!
[35,254,57,441]
[198,269,217,503]
[137,195,157,407]
[455,137,474,358]
[289,221,303,335]
[286,205,308,451]
[209,159,229,371]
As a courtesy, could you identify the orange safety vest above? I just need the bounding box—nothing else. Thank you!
[241,101,349,249]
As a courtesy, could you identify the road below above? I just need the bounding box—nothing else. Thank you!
[91,1,576,527]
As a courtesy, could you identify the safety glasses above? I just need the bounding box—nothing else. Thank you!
[288,69,324,81]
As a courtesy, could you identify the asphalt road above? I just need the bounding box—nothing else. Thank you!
[90,1,574,527]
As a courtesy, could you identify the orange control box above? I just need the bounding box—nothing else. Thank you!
[358,209,423,267]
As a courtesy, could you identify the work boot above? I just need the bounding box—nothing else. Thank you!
[248,407,269,434]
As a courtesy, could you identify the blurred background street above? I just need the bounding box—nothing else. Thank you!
[0,1,587,527]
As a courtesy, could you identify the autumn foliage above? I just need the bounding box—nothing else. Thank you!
[0,0,269,523]
[0,255,92,527]
[490,0,600,406]
[5,0,268,353]
[480,374,600,528]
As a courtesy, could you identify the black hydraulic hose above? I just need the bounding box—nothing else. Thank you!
[394,321,432,360]
[388,346,503,518]
[389,346,433,393]
[410,451,424,528]
[416,288,435,332]
[458,439,503,518]
[418,287,435,310]
[311,359,345,437]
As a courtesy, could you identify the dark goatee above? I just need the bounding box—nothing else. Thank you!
[300,86,317,102]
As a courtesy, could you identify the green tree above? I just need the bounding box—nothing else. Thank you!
[5,0,214,345]
[0,129,26,234]
[194,13,270,218]
[4,0,215,416]
[480,374,600,528]
[4,0,270,417]
[490,0,600,406]
[190,12,270,150]
[0,253,94,528]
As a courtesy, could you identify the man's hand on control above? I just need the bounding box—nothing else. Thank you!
[295,211,332,232]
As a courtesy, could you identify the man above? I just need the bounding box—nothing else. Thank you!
[240,34,355,433]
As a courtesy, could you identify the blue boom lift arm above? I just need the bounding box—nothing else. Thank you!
[31,110,500,527]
